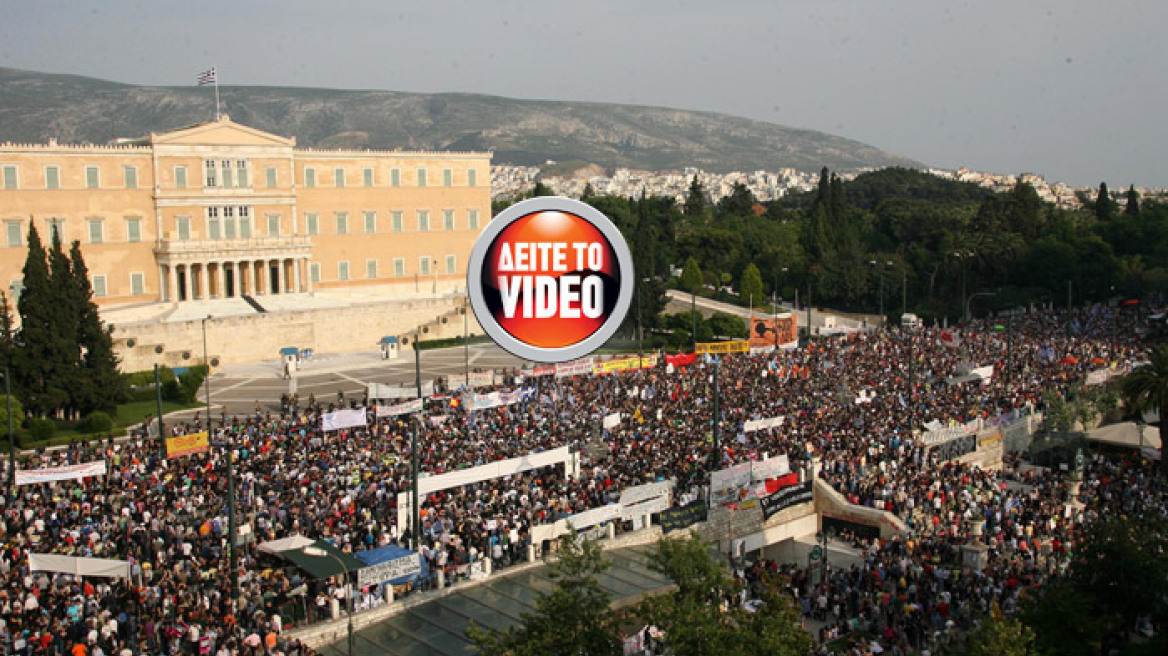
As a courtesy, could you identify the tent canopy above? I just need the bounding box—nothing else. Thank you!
[354,544,429,586]
[256,535,315,556]
[277,540,364,579]
[28,554,130,579]
[1088,422,1162,450]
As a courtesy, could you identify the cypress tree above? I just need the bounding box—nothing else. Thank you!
[48,231,80,417]
[1124,185,1140,216]
[17,223,68,416]
[684,175,708,218]
[70,241,126,414]
[1095,182,1114,222]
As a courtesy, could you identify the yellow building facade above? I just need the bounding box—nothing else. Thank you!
[0,116,490,307]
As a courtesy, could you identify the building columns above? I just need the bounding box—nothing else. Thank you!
[199,264,210,301]
[252,260,262,296]
[293,258,302,293]
[216,262,226,298]
[277,258,286,294]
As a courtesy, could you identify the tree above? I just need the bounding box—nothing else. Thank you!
[532,180,554,197]
[1095,182,1114,222]
[1121,345,1168,476]
[16,223,69,416]
[685,175,709,219]
[581,181,595,200]
[680,257,703,294]
[1124,184,1141,216]
[467,532,620,656]
[956,617,1037,656]
[739,263,765,308]
[70,241,127,413]
[640,535,810,656]
[716,182,755,218]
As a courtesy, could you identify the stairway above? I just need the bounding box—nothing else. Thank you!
[241,294,268,313]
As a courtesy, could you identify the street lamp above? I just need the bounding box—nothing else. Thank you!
[3,366,13,496]
[636,277,651,364]
[405,326,429,551]
[868,260,894,320]
[964,291,996,324]
[431,258,439,294]
[303,546,354,656]
[203,315,238,608]
[952,251,973,323]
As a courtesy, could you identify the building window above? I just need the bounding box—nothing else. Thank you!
[468,209,480,230]
[88,220,104,244]
[338,261,350,281]
[92,275,107,298]
[363,168,374,187]
[86,166,100,189]
[419,257,433,276]
[45,166,60,190]
[235,160,249,187]
[335,168,345,188]
[177,217,191,241]
[175,166,187,189]
[223,206,236,239]
[391,168,401,187]
[304,167,316,188]
[417,168,427,187]
[366,260,377,279]
[267,215,280,237]
[5,222,22,248]
[417,211,429,232]
[445,254,457,274]
[266,167,277,188]
[443,168,453,187]
[394,258,405,277]
[208,207,221,239]
[221,160,234,188]
[205,160,217,187]
[1,166,17,190]
[48,219,64,243]
[130,272,145,296]
[126,218,141,243]
[124,166,138,189]
[468,168,477,187]
[363,211,376,234]
[336,212,348,235]
[9,279,24,302]
[239,207,251,238]
[391,211,403,233]
[443,210,455,231]
[306,213,319,236]
[310,262,321,283]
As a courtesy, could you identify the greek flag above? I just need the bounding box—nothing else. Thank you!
[196,68,217,86]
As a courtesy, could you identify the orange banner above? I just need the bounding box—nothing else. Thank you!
[749,314,798,350]
[166,431,209,459]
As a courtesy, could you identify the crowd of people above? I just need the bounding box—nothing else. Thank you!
[0,300,1162,656]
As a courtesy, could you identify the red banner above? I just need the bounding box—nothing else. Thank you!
[666,352,697,368]
[763,472,800,495]
[749,315,798,349]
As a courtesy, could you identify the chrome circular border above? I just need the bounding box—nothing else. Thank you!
[466,196,634,364]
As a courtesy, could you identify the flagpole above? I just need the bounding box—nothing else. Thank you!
[214,66,221,120]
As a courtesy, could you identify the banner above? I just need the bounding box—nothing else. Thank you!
[322,407,367,432]
[15,461,106,486]
[469,387,535,411]
[166,431,209,458]
[619,480,673,520]
[28,554,129,578]
[743,416,785,433]
[696,341,749,354]
[938,330,962,348]
[602,413,622,429]
[357,553,422,588]
[375,398,424,418]
[760,481,813,519]
[367,382,434,399]
[749,315,798,350]
[710,462,754,493]
[665,352,697,368]
[555,358,596,378]
[750,455,790,481]
[659,500,708,533]
[594,354,658,375]
[450,371,495,388]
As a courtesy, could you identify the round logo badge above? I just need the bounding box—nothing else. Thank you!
[467,197,634,363]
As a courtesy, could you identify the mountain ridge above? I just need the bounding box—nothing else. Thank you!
[0,67,920,174]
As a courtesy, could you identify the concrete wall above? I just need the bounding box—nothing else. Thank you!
[113,295,481,372]
[813,478,908,541]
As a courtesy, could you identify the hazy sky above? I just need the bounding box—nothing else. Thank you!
[3,0,1165,188]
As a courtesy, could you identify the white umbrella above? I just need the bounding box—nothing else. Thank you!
[869,641,885,653]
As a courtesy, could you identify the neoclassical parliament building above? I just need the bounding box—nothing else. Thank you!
[0,115,490,307]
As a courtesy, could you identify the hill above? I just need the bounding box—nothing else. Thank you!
[0,67,920,174]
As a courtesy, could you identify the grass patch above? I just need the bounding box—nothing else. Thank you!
[17,399,199,450]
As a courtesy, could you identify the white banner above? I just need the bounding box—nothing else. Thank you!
[322,407,368,432]
[750,455,790,481]
[743,416,785,433]
[710,462,753,492]
[971,365,995,383]
[619,480,673,507]
[1085,367,1118,386]
[16,461,106,486]
[602,413,622,429]
[357,553,422,588]
[368,382,434,399]
[28,554,129,578]
[376,398,424,418]
[555,358,596,378]
[417,445,571,496]
[621,494,672,521]
[470,388,535,411]
[920,418,980,446]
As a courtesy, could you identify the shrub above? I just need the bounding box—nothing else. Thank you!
[27,418,54,442]
[0,395,25,429]
[79,411,113,434]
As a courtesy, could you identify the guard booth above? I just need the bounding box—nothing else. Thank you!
[280,347,300,379]
[380,336,400,360]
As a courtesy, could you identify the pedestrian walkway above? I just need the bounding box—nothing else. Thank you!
[313,545,672,656]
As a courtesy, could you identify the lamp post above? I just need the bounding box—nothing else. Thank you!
[409,326,429,551]
[708,355,721,502]
[636,277,650,365]
[432,258,438,295]
[964,291,996,324]
[204,315,237,608]
[154,359,166,459]
[4,366,13,496]
[303,546,354,656]
[901,266,908,318]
